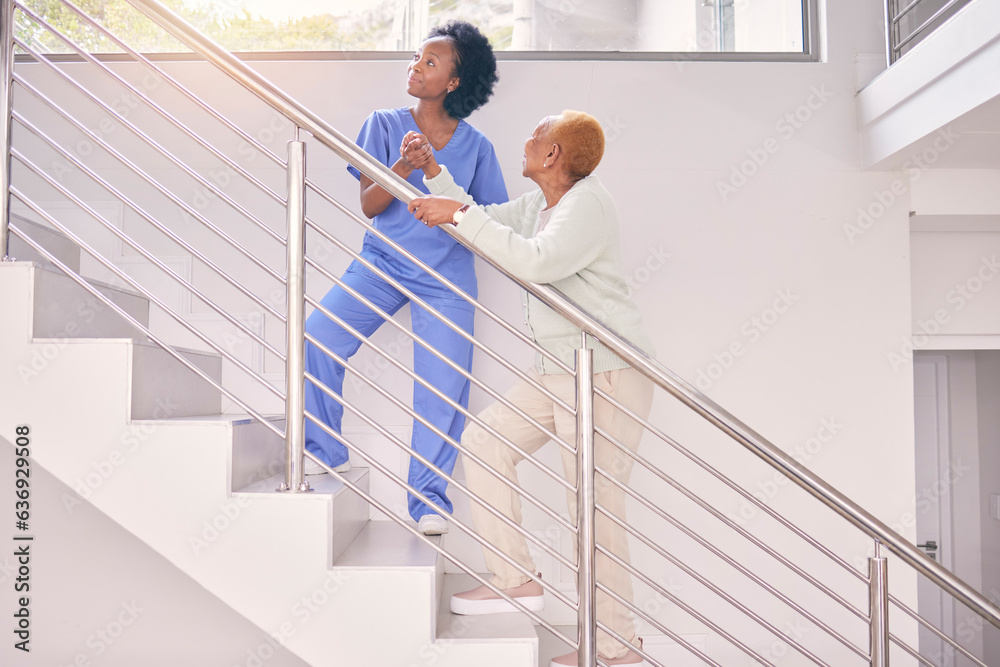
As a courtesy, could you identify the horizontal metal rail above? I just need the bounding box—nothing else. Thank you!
[593,385,867,584]
[10,187,284,400]
[9,220,282,438]
[889,635,936,666]
[594,591,726,667]
[10,134,284,357]
[596,510,852,665]
[888,593,989,667]
[304,330,576,533]
[592,422,867,622]
[20,0,290,182]
[303,291,575,492]
[12,3,285,244]
[9,104,286,322]
[10,51,285,286]
[596,467,869,644]
[891,0,970,54]
[11,202,280,403]
[593,544,772,666]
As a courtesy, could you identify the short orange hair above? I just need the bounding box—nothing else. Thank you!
[547,110,605,179]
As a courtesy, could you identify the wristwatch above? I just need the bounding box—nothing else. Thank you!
[453,204,471,225]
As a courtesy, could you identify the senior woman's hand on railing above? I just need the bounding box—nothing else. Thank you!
[409,195,465,228]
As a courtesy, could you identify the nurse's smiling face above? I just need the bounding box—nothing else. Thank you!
[406,37,460,101]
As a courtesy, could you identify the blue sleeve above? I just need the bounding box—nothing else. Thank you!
[467,139,508,206]
[346,111,390,181]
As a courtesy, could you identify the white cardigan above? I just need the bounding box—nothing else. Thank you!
[425,165,655,375]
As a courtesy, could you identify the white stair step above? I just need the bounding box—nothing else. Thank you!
[130,340,222,419]
[235,467,371,564]
[228,414,287,491]
[335,516,441,569]
[8,214,82,272]
[32,263,150,341]
[438,572,539,646]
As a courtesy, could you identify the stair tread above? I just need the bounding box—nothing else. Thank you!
[35,262,147,299]
[438,573,539,643]
[335,519,440,569]
[158,414,285,425]
[27,334,220,359]
[233,467,368,498]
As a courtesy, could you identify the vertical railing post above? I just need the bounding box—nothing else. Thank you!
[278,130,309,493]
[884,0,896,66]
[869,543,890,666]
[576,333,597,667]
[1,0,15,260]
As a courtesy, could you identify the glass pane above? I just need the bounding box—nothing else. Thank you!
[15,0,806,54]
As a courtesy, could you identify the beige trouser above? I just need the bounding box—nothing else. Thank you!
[462,366,654,660]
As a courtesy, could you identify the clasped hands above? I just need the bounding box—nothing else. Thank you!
[400,130,465,228]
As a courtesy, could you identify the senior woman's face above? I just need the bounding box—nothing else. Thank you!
[522,117,555,180]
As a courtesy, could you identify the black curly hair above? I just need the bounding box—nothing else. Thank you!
[425,20,499,120]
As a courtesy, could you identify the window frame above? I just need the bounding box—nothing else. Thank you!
[13,0,820,64]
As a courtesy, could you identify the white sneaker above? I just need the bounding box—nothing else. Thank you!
[304,458,351,475]
[418,514,449,535]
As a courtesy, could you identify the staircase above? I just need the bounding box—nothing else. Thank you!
[0,243,538,666]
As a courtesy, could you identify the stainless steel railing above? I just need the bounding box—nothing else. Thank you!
[886,0,974,64]
[4,0,1000,665]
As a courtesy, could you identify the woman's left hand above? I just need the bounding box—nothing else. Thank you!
[409,195,464,228]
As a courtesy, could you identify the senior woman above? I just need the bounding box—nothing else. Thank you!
[406,110,653,667]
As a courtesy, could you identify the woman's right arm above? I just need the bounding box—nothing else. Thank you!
[359,156,418,219]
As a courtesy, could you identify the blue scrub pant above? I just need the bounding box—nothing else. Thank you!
[303,259,474,522]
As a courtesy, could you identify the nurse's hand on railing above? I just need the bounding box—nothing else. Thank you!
[409,195,464,228]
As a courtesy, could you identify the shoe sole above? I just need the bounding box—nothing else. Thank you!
[419,523,448,536]
[450,594,544,615]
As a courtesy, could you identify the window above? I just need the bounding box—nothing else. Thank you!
[17,0,814,59]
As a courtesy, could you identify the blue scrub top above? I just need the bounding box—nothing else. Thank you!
[347,107,508,299]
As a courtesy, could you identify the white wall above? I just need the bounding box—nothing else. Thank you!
[975,351,1000,665]
[8,0,948,659]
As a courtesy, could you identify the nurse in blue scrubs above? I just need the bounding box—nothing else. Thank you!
[304,20,508,535]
